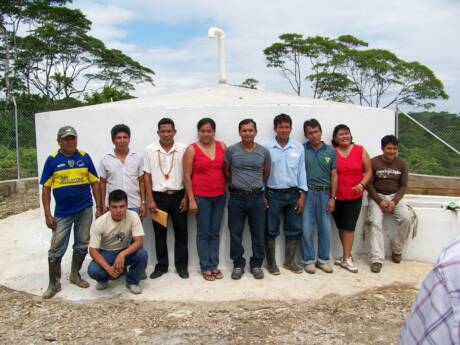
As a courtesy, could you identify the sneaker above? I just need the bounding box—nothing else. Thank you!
[340,257,358,273]
[334,258,343,266]
[250,267,264,279]
[316,262,333,274]
[371,262,382,273]
[392,252,402,264]
[303,263,316,274]
[126,283,142,294]
[96,281,108,290]
[231,267,244,280]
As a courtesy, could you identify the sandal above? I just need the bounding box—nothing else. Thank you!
[201,271,215,281]
[212,269,223,279]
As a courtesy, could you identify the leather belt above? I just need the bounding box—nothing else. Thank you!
[154,189,183,195]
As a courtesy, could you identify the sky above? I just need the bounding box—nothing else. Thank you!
[72,0,460,113]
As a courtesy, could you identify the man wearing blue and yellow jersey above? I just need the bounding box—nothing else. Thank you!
[40,125,102,299]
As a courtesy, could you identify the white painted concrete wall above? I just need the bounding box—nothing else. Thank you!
[36,85,423,270]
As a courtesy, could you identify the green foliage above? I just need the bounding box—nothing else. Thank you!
[240,78,259,89]
[84,86,134,105]
[264,33,448,108]
[1,1,154,102]
[398,111,460,176]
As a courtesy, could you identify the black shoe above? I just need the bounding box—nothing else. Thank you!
[177,269,189,279]
[392,252,402,263]
[250,267,264,279]
[231,267,244,280]
[371,262,382,273]
[149,269,167,279]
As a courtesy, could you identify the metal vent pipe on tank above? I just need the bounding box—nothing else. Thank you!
[208,27,226,84]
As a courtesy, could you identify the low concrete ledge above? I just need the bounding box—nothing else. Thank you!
[0,177,39,219]
[408,173,460,196]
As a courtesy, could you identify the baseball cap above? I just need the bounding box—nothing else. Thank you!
[57,126,77,139]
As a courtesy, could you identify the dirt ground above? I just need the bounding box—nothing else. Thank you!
[0,283,416,345]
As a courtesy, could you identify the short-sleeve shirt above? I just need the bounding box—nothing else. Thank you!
[40,149,98,218]
[224,142,271,190]
[99,151,143,209]
[143,142,186,192]
[89,210,144,251]
[265,138,308,192]
[304,142,336,188]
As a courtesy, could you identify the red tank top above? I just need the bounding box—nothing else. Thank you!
[336,144,364,201]
[192,141,226,197]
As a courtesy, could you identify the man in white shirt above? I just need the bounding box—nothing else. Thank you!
[99,124,145,217]
[87,189,148,294]
[144,118,189,279]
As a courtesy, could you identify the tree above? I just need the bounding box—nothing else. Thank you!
[84,86,134,105]
[0,0,69,102]
[263,33,307,95]
[263,34,448,108]
[240,78,259,89]
[1,1,155,101]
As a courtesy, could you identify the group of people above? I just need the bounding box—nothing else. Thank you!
[40,113,411,298]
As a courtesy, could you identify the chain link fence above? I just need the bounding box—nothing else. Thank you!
[398,111,460,177]
[0,105,37,181]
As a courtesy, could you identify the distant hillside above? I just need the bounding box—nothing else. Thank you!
[399,111,460,176]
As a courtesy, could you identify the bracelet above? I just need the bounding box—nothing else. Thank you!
[359,183,365,189]
[330,196,336,200]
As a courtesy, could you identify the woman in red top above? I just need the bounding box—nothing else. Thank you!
[332,124,372,273]
[183,118,227,281]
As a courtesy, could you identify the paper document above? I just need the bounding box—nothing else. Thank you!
[151,208,168,228]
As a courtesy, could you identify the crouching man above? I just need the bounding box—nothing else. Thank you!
[88,189,148,294]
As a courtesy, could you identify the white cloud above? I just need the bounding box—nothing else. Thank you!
[73,0,460,112]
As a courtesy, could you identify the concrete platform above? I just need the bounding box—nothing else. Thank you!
[0,209,432,302]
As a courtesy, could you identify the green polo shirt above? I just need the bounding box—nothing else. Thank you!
[304,142,336,188]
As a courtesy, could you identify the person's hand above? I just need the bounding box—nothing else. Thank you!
[295,197,305,214]
[379,200,389,212]
[113,252,126,273]
[106,266,122,279]
[264,197,270,209]
[139,204,146,219]
[387,200,396,213]
[189,198,198,213]
[149,200,158,213]
[352,183,365,194]
[327,198,335,213]
[102,206,109,214]
[179,197,188,213]
[45,214,57,230]
[95,207,103,219]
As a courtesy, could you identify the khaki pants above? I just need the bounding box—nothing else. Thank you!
[368,194,411,264]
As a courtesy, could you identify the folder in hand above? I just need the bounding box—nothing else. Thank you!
[151,208,168,228]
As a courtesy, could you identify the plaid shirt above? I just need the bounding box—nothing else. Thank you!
[399,236,460,344]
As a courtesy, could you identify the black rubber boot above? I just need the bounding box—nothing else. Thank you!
[284,239,303,273]
[69,251,90,288]
[42,257,62,299]
[265,240,280,275]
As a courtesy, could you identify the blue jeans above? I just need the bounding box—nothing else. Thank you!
[195,195,226,272]
[87,248,148,285]
[228,192,265,268]
[265,189,302,240]
[301,191,332,264]
[49,207,93,259]
[129,207,140,214]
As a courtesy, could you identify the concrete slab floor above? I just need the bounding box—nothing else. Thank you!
[0,209,432,302]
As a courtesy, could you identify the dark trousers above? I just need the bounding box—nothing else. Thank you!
[152,190,188,272]
[228,192,266,268]
[265,189,303,240]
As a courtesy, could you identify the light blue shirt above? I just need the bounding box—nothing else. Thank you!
[265,138,308,191]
